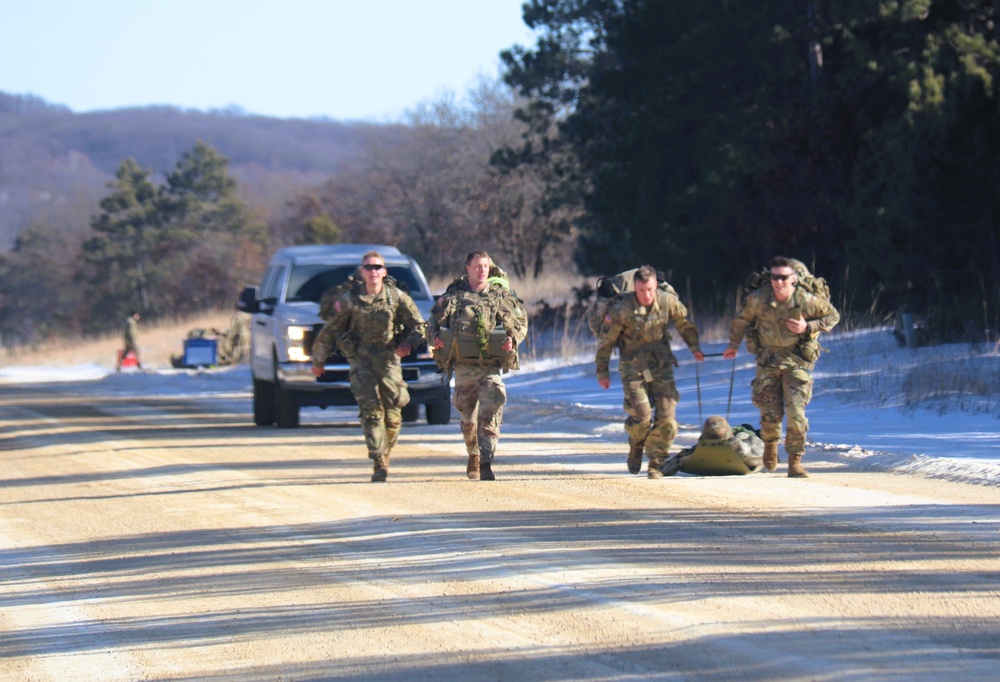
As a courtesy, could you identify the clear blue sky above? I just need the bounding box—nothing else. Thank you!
[0,1,537,121]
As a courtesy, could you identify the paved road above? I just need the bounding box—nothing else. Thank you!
[2,382,999,680]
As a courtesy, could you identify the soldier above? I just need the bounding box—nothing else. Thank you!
[426,251,528,481]
[723,256,840,478]
[116,311,142,371]
[217,310,250,365]
[310,251,425,482]
[596,266,704,478]
[661,416,764,476]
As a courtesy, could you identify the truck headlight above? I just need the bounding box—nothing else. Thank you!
[286,325,311,362]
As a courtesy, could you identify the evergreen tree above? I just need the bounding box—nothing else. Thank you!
[79,158,162,330]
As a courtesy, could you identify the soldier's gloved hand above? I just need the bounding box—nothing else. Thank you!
[395,343,412,358]
[598,377,611,389]
[693,351,705,362]
[723,348,737,359]
[502,336,514,352]
[432,336,446,349]
[310,365,324,378]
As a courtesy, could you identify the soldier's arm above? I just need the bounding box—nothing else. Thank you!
[395,291,427,350]
[805,296,840,335]
[667,295,702,355]
[311,300,351,369]
[425,295,453,348]
[595,308,623,381]
[726,297,758,351]
[497,294,528,345]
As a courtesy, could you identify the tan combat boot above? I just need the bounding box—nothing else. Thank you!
[371,453,389,482]
[647,457,664,479]
[763,442,779,472]
[467,454,481,480]
[787,452,809,478]
[627,443,643,475]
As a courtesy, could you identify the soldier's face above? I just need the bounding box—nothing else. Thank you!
[769,267,796,301]
[634,278,657,307]
[466,257,491,291]
[362,258,386,288]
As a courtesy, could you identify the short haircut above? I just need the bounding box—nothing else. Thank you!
[361,250,384,264]
[465,250,492,267]
[633,265,657,283]
[770,256,794,270]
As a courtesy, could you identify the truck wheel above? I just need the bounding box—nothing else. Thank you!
[401,402,419,423]
[253,379,276,426]
[276,385,300,428]
[426,400,452,425]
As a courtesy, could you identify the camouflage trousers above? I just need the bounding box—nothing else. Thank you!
[452,363,507,463]
[751,363,813,455]
[620,371,680,459]
[349,353,410,458]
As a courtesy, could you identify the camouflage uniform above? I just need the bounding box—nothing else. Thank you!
[311,281,425,464]
[596,287,701,474]
[124,316,140,355]
[726,285,839,459]
[426,272,528,478]
[117,314,141,370]
[217,311,250,365]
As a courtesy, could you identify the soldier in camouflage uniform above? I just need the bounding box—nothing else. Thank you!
[596,266,704,478]
[310,251,426,482]
[426,251,528,481]
[116,311,142,371]
[661,416,764,475]
[723,256,840,478]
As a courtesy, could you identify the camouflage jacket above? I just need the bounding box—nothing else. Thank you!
[311,282,425,367]
[426,276,528,369]
[595,289,701,381]
[124,317,140,349]
[726,285,839,365]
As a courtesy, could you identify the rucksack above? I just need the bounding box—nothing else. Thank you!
[433,263,527,373]
[739,259,831,361]
[318,272,407,321]
[740,259,830,307]
[586,268,677,338]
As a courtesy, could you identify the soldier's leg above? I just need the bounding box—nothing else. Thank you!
[474,370,507,473]
[645,375,680,478]
[621,378,653,473]
[751,366,785,471]
[350,364,388,459]
[452,366,481,456]
[782,368,814,477]
[377,361,410,456]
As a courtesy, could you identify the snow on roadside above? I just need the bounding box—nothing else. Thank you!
[3,328,998,487]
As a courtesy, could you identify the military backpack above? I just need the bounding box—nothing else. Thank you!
[586,268,678,338]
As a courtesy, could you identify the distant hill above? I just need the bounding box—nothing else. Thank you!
[0,91,404,249]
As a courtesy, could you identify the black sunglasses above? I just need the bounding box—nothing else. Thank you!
[362,263,385,271]
[769,273,792,281]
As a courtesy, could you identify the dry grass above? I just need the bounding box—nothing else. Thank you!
[0,310,236,370]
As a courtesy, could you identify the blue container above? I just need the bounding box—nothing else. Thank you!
[183,338,217,367]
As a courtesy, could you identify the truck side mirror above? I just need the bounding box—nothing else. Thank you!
[237,286,259,313]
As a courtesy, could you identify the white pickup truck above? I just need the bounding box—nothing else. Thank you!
[237,244,451,428]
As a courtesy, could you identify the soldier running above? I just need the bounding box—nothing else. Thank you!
[596,265,704,478]
[311,251,426,482]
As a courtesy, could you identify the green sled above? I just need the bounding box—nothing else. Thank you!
[682,442,755,476]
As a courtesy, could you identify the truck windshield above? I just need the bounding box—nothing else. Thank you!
[285,264,429,303]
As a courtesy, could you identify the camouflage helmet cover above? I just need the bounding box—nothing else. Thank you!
[701,415,734,441]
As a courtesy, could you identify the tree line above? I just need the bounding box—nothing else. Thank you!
[3,1,999,346]
[500,0,1000,341]
[0,80,578,344]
